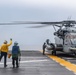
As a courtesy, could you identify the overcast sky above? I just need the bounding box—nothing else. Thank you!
[0,0,76,50]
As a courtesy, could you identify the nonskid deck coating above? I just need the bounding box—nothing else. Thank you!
[0,51,75,75]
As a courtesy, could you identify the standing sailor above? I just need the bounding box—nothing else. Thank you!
[0,39,12,67]
[12,42,21,68]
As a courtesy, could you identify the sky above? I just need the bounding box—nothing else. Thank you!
[0,0,76,50]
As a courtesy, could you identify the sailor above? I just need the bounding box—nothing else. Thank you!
[0,39,12,67]
[12,42,21,68]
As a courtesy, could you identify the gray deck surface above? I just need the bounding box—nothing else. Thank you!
[0,51,75,75]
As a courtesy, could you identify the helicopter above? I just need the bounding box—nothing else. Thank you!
[19,20,76,56]
[0,20,76,55]
[38,20,76,55]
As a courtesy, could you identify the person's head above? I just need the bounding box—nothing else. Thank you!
[46,39,49,44]
[4,40,8,44]
[14,42,18,46]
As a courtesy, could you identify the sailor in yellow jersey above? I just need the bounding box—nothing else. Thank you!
[0,38,12,67]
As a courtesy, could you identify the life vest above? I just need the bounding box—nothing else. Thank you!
[12,46,19,54]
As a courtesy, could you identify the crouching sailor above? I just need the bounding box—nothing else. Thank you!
[12,42,21,68]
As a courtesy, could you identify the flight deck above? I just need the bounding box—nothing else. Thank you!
[0,51,76,75]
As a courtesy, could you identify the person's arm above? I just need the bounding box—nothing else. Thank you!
[0,46,1,52]
[7,39,12,46]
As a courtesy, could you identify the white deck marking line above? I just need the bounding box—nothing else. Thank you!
[0,59,49,65]
[65,67,72,71]
[21,56,48,58]
[74,73,76,74]
[60,63,64,66]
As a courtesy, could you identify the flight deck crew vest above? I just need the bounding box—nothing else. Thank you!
[12,46,19,54]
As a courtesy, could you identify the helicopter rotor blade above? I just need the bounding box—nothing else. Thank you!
[26,25,48,28]
[0,21,62,25]
[0,21,63,28]
[13,20,76,25]
[13,21,62,24]
[26,24,62,28]
[0,20,76,28]
[13,20,76,28]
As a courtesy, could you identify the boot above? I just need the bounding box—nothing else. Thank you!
[16,65,19,68]
[13,65,15,68]
[4,65,7,68]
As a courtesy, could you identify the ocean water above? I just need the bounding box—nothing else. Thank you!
[0,25,55,51]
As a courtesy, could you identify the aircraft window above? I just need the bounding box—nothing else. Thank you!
[65,35,76,39]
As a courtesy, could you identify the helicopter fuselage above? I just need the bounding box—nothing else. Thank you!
[43,26,76,55]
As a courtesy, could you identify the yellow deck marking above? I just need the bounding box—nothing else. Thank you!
[47,55,76,73]
[40,50,76,72]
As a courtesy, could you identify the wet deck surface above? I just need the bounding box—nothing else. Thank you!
[0,51,76,75]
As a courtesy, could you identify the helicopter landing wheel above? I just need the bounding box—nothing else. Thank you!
[52,50,56,55]
[52,51,54,55]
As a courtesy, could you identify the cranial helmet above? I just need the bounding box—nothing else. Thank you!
[4,40,7,44]
[14,41,18,46]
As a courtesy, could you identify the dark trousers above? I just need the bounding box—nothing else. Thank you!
[12,57,18,68]
[0,52,7,67]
